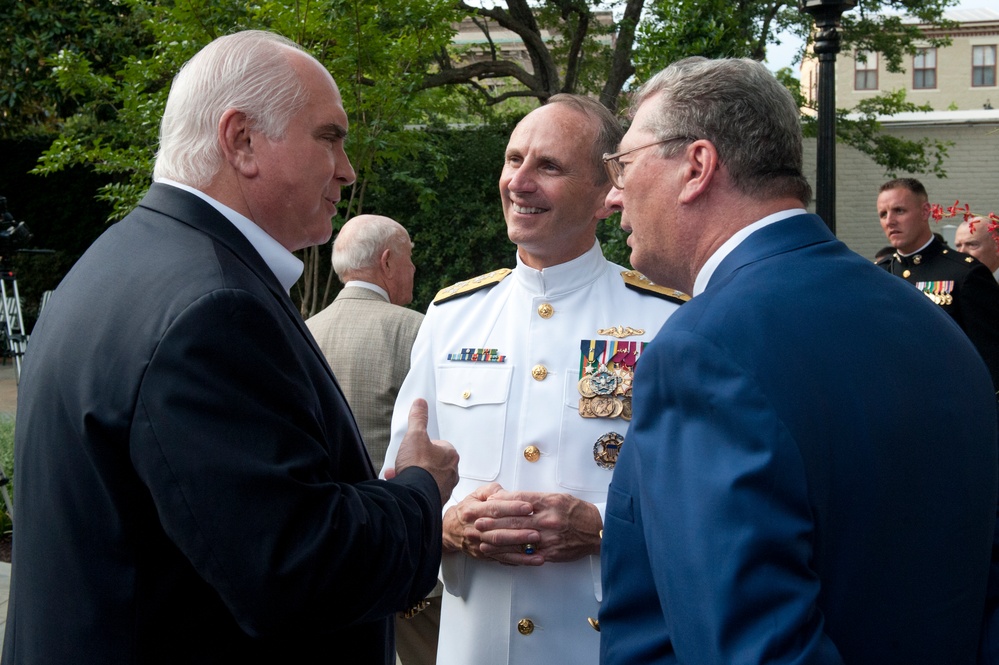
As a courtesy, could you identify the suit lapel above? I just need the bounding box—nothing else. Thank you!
[136,184,338,385]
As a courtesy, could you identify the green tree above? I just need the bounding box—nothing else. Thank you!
[0,0,152,140]
[1,0,967,312]
[23,0,472,315]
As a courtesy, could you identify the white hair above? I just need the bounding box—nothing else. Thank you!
[153,30,315,187]
[332,215,411,283]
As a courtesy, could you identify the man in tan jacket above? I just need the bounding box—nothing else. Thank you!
[306,214,436,664]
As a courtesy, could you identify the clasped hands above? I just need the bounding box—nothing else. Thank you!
[442,482,602,566]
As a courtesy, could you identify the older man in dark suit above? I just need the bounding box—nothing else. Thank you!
[598,56,997,664]
[3,30,457,665]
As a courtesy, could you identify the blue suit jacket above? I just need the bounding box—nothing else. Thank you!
[600,214,998,664]
[4,184,443,664]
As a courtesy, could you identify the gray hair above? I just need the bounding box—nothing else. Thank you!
[544,93,624,185]
[629,57,812,205]
[332,215,410,283]
[153,30,315,187]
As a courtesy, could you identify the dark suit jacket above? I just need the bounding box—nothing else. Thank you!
[3,184,443,664]
[876,235,999,392]
[306,287,424,470]
[600,214,998,664]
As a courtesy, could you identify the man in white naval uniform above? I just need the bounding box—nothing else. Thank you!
[381,94,686,665]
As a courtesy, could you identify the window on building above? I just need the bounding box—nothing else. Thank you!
[855,51,878,90]
[973,45,997,87]
[913,48,937,89]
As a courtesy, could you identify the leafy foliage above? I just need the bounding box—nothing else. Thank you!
[0,415,13,534]
[0,0,972,315]
[359,123,516,312]
[0,0,153,140]
[831,90,952,178]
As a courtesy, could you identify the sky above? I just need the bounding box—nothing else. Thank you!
[766,0,998,75]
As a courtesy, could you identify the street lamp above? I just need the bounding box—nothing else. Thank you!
[800,0,856,235]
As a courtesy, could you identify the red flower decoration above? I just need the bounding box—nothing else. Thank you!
[931,200,999,249]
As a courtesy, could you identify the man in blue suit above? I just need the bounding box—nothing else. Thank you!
[4,31,457,664]
[598,56,998,664]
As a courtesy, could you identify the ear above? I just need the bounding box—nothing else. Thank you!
[677,140,719,205]
[379,247,394,276]
[218,109,258,177]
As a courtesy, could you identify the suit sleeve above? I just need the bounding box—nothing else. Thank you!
[130,287,442,637]
[956,263,999,395]
[614,330,845,663]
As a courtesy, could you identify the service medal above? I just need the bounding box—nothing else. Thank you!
[591,395,617,418]
[593,432,625,469]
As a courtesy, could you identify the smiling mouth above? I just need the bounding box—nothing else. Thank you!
[512,204,547,214]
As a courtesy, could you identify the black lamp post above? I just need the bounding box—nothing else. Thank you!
[800,0,856,235]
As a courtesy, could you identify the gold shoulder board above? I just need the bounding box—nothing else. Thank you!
[621,270,690,305]
[433,268,512,305]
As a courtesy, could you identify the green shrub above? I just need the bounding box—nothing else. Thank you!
[0,415,13,533]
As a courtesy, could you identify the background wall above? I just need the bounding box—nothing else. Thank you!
[804,112,999,259]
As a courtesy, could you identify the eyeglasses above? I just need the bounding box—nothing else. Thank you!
[602,136,696,189]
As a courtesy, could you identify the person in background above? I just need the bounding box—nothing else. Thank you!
[3,30,457,665]
[598,56,997,664]
[956,217,999,281]
[306,214,440,665]
[381,93,686,665]
[307,214,422,470]
[876,177,999,392]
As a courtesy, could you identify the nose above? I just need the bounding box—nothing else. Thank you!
[605,186,623,213]
[336,148,357,187]
[504,164,536,194]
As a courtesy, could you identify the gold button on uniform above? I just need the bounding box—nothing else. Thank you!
[517,618,535,635]
[902,269,911,278]
[588,617,600,632]
[462,390,471,399]
[531,365,548,381]
[537,303,554,319]
[524,445,541,462]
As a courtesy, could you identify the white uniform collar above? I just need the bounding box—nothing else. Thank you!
[155,179,304,293]
[514,240,605,297]
[897,234,934,258]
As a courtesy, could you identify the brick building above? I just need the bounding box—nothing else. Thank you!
[803,110,999,258]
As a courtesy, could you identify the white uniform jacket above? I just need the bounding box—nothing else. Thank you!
[383,241,681,665]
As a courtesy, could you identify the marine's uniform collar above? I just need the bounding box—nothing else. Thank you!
[894,235,942,268]
[514,241,605,297]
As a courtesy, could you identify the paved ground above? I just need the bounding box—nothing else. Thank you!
[0,358,17,650]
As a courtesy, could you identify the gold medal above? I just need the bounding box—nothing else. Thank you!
[578,376,596,398]
[610,397,624,418]
[578,397,596,418]
[620,397,632,421]
[591,395,617,418]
